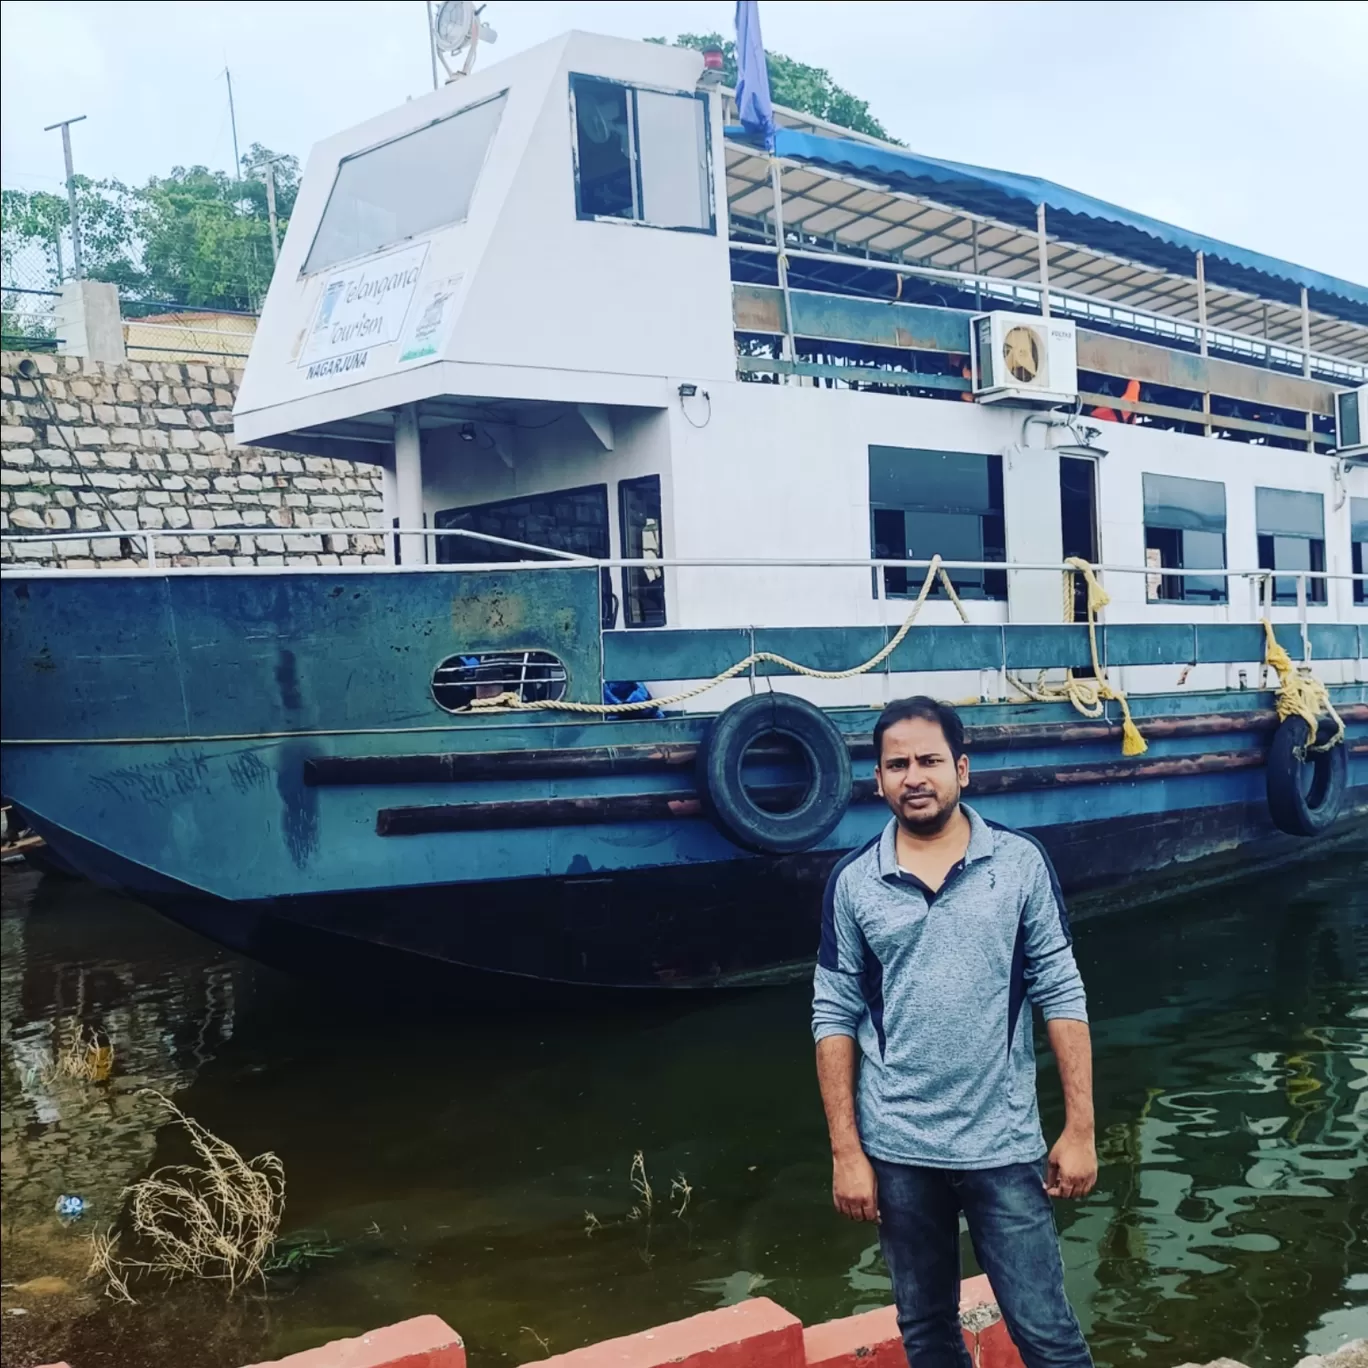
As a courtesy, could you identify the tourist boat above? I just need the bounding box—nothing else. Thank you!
[3,30,1367,987]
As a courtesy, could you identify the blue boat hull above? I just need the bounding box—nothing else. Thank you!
[3,569,1366,987]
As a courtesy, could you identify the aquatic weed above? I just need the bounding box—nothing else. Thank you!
[87,1090,286,1302]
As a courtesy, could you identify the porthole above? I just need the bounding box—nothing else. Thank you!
[431,650,568,713]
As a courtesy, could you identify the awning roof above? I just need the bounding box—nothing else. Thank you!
[724,118,1368,368]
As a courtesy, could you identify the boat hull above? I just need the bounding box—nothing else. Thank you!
[4,568,1367,987]
[13,783,1368,989]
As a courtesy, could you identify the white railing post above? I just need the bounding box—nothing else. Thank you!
[1296,573,1310,663]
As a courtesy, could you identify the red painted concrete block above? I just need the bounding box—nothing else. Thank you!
[240,1315,465,1368]
[801,1274,1024,1368]
[802,1303,905,1367]
[531,1296,804,1367]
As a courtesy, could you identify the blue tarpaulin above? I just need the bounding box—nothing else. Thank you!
[757,127,1368,325]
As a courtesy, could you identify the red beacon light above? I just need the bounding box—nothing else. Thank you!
[699,46,725,86]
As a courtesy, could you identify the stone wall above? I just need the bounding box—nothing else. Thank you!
[0,351,387,569]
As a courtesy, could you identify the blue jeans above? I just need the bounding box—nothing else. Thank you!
[870,1157,1092,1368]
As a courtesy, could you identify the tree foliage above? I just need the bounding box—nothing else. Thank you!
[647,32,898,142]
[0,144,301,312]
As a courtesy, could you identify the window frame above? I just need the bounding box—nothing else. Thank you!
[618,474,667,629]
[1255,486,1328,607]
[1141,472,1229,605]
[868,447,1007,602]
[302,90,508,277]
[568,73,716,236]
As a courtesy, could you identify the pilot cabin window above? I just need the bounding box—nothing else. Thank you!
[571,75,713,232]
[869,447,1006,600]
[1256,487,1327,606]
[1143,473,1227,603]
[304,92,507,275]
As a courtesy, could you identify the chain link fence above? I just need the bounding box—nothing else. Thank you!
[3,204,258,362]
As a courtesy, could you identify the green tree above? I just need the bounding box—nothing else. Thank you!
[647,32,898,142]
[1,144,298,313]
[1,178,139,288]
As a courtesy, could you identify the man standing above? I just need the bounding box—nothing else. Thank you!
[813,696,1095,1368]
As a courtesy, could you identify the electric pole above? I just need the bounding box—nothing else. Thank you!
[43,115,87,279]
[225,68,242,178]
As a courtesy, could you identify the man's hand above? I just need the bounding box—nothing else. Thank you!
[1045,1128,1097,1199]
[832,1149,879,1221]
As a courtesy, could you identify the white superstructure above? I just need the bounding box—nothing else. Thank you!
[232,30,1368,705]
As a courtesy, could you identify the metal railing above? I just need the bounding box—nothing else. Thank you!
[731,242,1368,385]
[4,526,1364,657]
[4,525,1364,587]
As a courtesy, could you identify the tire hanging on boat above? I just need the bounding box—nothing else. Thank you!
[696,694,852,855]
[1264,716,1347,837]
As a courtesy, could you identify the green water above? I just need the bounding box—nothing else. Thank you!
[1,847,1365,1368]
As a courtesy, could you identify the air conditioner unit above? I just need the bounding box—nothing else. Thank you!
[1335,383,1367,456]
[971,311,1078,408]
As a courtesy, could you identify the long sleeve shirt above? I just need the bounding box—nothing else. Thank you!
[812,804,1088,1169]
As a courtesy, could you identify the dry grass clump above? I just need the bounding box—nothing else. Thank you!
[88,1090,285,1303]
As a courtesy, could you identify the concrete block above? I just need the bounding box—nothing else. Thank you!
[802,1276,1017,1368]
[536,1298,803,1368]
[55,279,126,364]
[1,424,37,443]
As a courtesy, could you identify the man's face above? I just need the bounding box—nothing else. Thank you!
[875,716,969,834]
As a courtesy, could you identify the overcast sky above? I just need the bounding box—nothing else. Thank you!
[2,0,1364,282]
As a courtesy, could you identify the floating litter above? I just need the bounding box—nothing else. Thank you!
[55,1194,87,1223]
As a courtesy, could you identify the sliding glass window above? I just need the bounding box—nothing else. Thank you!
[1351,496,1367,606]
[869,448,1006,600]
[1142,473,1228,603]
[1256,487,1327,606]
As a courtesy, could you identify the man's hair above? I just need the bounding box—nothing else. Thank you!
[873,696,966,763]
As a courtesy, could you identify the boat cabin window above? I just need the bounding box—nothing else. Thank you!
[619,475,666,628]
[435,483,618,627]
[869,448,1006,600]
[1352,497,1368,606]
[570,75,712,232]
[1142,473,1228,603]
[1256,487,1327,606]
[304,92,507,275]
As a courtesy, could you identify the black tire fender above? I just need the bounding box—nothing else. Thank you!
[696,693,852,855]
[1265,715,1347,837]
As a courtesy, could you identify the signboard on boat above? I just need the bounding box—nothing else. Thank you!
[398,274,464,366]
[298,242,429,382]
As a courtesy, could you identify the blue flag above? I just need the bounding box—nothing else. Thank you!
[734,1,775,150]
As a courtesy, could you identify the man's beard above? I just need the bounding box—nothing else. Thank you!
[895,785,961,835]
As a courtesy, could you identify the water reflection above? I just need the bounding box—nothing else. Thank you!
[0,845,1364,1368]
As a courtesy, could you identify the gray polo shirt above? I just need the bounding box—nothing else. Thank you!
[812,803,1088,1169]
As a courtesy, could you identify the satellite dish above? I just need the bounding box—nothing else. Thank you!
[432,1,497,80]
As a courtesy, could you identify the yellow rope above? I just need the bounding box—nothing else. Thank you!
[1261,617,1344,754]
[467,556,969,715]
[1006,558,1148,757]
